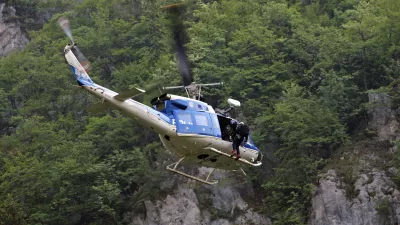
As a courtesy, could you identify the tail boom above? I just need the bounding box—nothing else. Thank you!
[84,84,174,135]
[64,44,94,86]
[64,44,174,136]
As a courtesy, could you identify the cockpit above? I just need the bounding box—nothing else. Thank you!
[151,94,214,114]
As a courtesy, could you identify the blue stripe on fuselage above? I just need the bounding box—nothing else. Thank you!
[70,65,94,86]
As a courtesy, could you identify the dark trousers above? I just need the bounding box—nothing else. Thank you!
[232,136,244,155]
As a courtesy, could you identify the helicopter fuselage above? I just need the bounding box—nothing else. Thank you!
[65,45,262,171]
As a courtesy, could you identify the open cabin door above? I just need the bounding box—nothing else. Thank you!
[217,115,235,142]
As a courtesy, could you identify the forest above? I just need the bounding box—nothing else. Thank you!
[1,0,400,224]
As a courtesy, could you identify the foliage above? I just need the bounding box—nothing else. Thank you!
[260,83,349,160]
[263,158,320,225]
[339,166,358,199]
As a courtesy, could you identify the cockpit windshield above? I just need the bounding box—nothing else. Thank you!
[246,134,255,146]
[243,134,259,150]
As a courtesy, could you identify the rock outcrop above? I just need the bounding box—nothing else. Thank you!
[132,168,270,225]
[310,93,400,225]
[368,93,400,141]
[310,170,400,225]
[0,3,29,56]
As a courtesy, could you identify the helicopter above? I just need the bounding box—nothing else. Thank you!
[58,5,262,185]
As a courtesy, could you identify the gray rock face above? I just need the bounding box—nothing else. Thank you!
[133,186,202,225]
[132,168,271,225]
[310,92,400,225]
[310,170,400,225]
[0,3,29,56]
[368,93,400,141]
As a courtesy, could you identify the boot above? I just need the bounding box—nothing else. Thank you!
[235,154,241,160]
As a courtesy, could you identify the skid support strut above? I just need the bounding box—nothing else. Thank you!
[166,157,218,185]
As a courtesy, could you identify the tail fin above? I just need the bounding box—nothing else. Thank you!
[64,45,94,86]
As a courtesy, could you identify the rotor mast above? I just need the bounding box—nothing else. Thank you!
[163,82,223,100]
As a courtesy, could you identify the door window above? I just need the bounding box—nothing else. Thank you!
[194,114,209,126]
[177,113,193,125]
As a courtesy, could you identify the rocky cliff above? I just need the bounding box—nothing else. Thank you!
[132,168,270,225]
[310,169,400,225]
[309,93,400,225]
[0,3,29,56]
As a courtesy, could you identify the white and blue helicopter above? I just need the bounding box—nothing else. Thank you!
[58,11,262,185]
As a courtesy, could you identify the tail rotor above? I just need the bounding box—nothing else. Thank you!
[58,17,91,72]
[57,17,74,43]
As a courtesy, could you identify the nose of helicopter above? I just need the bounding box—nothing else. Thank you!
[256,150,263,162]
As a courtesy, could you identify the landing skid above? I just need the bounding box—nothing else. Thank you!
[204,147,262,166]
[166,157,218,185]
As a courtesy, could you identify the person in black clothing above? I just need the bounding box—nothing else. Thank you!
[230,120,249,159]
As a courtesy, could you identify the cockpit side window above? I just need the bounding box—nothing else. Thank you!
[155,101,166,111]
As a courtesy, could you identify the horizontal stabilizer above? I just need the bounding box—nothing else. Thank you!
[88,101,110,113]
[114,87,145,101]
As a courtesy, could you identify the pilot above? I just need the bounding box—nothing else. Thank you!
[231,120,249,159]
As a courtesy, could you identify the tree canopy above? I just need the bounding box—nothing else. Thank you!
[1,0,400,224]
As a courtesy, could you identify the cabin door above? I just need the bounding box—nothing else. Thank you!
[173,110,214,136]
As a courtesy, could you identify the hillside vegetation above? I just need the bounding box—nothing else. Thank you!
[1,0,400,224]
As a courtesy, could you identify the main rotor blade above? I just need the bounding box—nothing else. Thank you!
[57,17,74,43]
[166,3,193,87]
[133,81,165,105]
[175,32,192,86]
